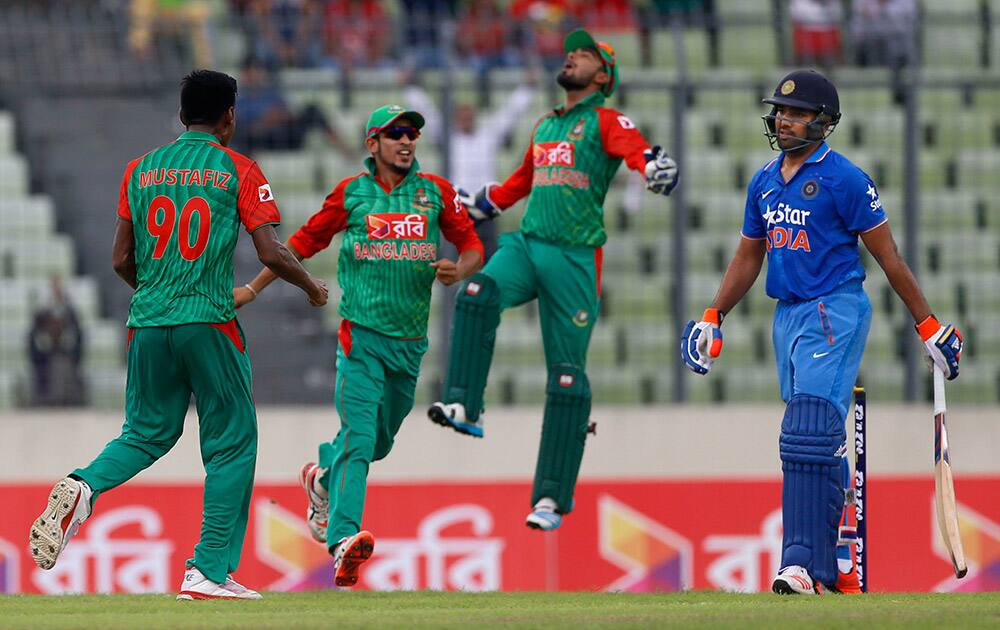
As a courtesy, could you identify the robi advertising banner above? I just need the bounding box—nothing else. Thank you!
[1,478,998,594]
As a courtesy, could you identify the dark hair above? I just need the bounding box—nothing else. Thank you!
[180,70,238,127]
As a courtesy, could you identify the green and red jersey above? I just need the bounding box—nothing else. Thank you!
[288,157,483,339]
[118,130,280,327]
[490,91,651,247]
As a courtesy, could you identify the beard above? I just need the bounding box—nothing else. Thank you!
[557,70,589,91]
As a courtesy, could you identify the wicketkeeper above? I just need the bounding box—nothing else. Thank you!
[428,29,679,531]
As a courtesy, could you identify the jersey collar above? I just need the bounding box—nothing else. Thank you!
[766,141,832,174]
[555,91,605,116]
[364,156,421,191]
[176,130,219,143]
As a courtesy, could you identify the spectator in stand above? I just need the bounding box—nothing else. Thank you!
[790,0,844,67]
[404,70,537,254]
[323,0,390,69]
[27,276,84,407]
[129,0,214,68]
[455,1,521,78]
[234,57,354,157]
[401,0,458,69]
[851,0,917,68]
[636,1,719,68]
[245,0,324,69]
[510,0,581,70]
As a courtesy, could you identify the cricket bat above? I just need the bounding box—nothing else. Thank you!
[933,365,968,579]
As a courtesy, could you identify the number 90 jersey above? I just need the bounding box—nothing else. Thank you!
[117,130,280,327]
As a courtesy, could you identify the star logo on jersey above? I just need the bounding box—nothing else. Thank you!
[763,203,777,226]
[258,184,274,203]
[866,184,877,200]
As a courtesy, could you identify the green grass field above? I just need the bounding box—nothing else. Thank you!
[1,592,998,629]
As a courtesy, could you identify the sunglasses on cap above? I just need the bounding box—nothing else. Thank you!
[379,126,420,141]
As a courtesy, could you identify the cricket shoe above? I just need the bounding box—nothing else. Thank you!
[177,566,262,600]
[772,565,821,595]
[299,461,329,544]
[428,402,483,438]
[832,562,863,594]
[333,530,375,587]
[525,497,562,531]
[29,477,93,570]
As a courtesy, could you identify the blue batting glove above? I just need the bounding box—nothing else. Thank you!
[458,183,502,225]
[643,145,679,196]
[680,308,724,375]
[916,315,963,380]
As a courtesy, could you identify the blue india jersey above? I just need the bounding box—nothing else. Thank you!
[741,142,888,302]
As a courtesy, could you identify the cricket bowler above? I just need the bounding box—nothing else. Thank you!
[427,29,679,531]
[28,70,328,600]
[236,105,484,586]
[680,69,963,594]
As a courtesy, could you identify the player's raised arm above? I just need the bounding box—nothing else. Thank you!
[462,125,540,225]
[597,107,678,196]
[861,223,963,379]
[249,225,327,306]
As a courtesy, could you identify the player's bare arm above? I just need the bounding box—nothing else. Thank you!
[234,241,304,307]
[111,217,137,290]
[430,249,482,286]
[860,222,931,322]
[710,237,767,315]
[250,226,327,306]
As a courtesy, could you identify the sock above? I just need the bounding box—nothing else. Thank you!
[533,497,558,512]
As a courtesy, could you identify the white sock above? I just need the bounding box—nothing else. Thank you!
[533,497,558,512]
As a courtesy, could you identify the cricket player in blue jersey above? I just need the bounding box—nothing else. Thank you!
[681,70,964,595]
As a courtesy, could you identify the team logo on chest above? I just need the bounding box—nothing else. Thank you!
[763,202,811,252]
[412,187,433,212]
[801,180,819,200]
[567,117,587,140]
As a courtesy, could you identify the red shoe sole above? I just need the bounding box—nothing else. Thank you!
[335,531,375,587]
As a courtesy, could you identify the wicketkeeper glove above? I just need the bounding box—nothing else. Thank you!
[915,315,963,380]
[643,145,679,196]
[680,308,724,375]
[458,183,502,225]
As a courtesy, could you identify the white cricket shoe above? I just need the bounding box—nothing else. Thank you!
[29,477,92,570]
[772,565,820,595]
[428,401,483,438]
[333,530,375,587]
[525,497,563,531]
[299,461,329,544]
[176,566,262,600]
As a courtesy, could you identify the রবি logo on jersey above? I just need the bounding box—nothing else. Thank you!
[533,141,575,167]
[365,213,428,240]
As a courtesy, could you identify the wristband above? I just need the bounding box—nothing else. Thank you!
[244,283,258,298]
[915,314,939,342]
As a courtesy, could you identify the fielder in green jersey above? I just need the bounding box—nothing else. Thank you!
[428,29,680,531]
[236,104,484,587]
[28,70,327,601]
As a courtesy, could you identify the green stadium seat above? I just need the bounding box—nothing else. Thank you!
[719,26,778,72]
[0,155,28,197]
[0,236,74,280]
[0,196,55,238]
[0,111,13,154]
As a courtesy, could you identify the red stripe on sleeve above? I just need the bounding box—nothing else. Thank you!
[488,115,549,209]
[287,176,357,259]
[117,157,143,221]
[209,142,281,232]
[422,173,485,261]
[596,107,650,173]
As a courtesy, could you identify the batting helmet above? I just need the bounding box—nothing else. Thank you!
[762,69,841,151]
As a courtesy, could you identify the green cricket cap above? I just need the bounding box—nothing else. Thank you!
[563,28,618,97]
[365,105,425,139]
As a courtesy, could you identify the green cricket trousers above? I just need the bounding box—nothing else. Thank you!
[71,321,257,584]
